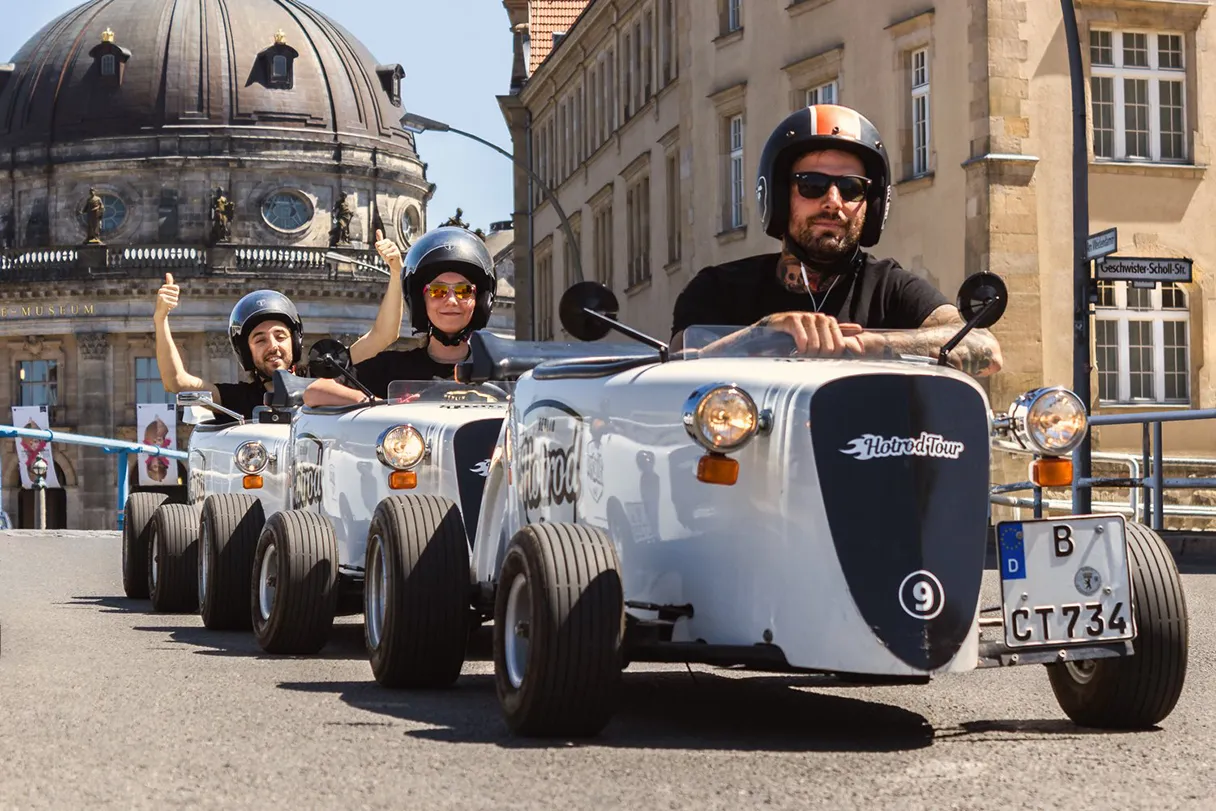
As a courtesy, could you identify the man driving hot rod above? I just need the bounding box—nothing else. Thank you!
[670,103,1003,377]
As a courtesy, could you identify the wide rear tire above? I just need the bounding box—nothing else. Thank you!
[148,504,200,614]
[1048,521,1188,728]
[251,510,339,655]
[199,494,265,631]
[493,522,624,738]
[122,492,167,599]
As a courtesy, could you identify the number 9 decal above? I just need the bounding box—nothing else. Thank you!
[899,570,945,620]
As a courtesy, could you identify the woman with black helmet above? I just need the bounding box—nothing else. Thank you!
[303,225,497,406]
[670,103,1002,377]
[153,230,408,418]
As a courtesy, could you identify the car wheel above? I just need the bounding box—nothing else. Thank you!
[122,492,167,599]
[147,504,200,614]
[199,494,265,631]
[493,522,624,738]
[365,495,470,688]
[1047,520,1188,729]
[251,510,338,655]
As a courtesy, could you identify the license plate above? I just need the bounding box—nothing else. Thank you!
[995,514,1135,649]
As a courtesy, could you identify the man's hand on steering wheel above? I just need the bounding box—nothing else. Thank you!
[758,312,867,357]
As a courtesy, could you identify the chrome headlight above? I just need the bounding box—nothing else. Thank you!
[683,384,759,452]
[234,441,269,474]
[1009,387,1088,455]
[377,425,427,470]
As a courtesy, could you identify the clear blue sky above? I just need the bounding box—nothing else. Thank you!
[0,0,516,235]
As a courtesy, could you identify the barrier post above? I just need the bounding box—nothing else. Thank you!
[116,451,130,533]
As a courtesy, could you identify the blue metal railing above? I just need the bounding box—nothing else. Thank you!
[0,424,189,532]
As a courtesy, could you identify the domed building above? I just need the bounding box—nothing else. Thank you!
[0,0,431,529]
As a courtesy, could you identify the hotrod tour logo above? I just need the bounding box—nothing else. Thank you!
[518,406,584,522]
[839,432,964,461]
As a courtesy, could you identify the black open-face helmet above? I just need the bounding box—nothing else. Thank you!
[756,104,892,248]
[227,290,304,375]
[402,226,496,346]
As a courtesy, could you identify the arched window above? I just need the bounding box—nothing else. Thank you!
[101,54,116,76]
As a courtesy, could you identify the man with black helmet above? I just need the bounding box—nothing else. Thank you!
[671,103,1002,377]
[153,231,407,417]
[303,225,497,406]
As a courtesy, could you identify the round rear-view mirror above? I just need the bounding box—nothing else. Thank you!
[307,338,352,379]
[956,272,1008,329]
[559,281,621,342]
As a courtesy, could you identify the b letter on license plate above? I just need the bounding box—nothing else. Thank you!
[996,515,1135,649]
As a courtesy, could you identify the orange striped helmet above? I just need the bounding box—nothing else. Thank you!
[756,104,891,247]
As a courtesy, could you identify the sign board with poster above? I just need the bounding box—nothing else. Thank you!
[136,403,178,487]
[11,406,61,489]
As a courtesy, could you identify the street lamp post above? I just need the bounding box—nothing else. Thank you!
[400,111,585,288]
[30,455,48,531]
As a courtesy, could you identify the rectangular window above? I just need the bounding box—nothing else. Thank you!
[135,357,171,404]
[18,360,58,407]
[594,203,614,288]
[623,32,633,119]
[626,175,651,288]
[661,0,677,86]
[666,150,681,263]
[563,227,581,288]
[728,114,744,229]
[911,48,931,176]
[101,54,116,76]
[272,55,288,79]
[1090,27,1188,162]
[805,79,838,107]
[1094,282,1190,404]
[535,253,553,341]
[726,0,742,32]
[643,11,653,100]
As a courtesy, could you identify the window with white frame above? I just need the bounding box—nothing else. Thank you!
[725,0,742,33]
[1089,29,1186,162]
[805,79,838,107]
[18,360,58,407]
[1094,281,1189,404]
[727,114,745,229]
[911,48,931,176]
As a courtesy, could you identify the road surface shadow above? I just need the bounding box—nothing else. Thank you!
[278,670,935,753]
[63,595,162,615]
[125,622,496,663]
[935,717,1159,741]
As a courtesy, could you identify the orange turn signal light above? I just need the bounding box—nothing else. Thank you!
[243,475,264,490]
[1032,457,1073,487]
[696,454,739,486]
[389,470,417,490]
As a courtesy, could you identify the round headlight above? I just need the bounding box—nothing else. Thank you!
[378,425,426,470]
[683,385,759,452]
[1012,387,1088,455]
[235,441,269,474]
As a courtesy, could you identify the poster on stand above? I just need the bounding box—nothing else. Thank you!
[11,405,61,489]
[136,403,177,487]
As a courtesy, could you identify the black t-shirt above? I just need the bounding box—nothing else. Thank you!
[671,252,949,338]
[354,347,458,399]
[215,380,269,420]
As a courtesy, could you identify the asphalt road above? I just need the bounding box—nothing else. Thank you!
[1,530,1214,811]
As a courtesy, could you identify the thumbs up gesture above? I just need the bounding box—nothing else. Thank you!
[154,272,180,321]
[373,229,403,272]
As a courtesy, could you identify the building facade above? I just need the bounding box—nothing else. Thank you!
[501,0,1216,467]
[0,0,432,529]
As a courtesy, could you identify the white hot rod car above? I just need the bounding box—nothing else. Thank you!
[364,273,1188,739]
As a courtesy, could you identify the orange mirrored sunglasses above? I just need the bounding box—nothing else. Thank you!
[423,282,477,301]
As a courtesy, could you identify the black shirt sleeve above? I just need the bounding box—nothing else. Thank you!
[883,268,951,329]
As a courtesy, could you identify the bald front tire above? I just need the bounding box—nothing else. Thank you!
[1047,521,1188,729]
[251,510,339,655]
[493,522,624,738]
[199,494,265,631]
[147,504,200,614]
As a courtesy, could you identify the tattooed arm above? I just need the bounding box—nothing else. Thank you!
[858,304,1003,377]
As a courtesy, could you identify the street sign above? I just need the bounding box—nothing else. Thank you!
[1086,227,1118,260]
[1095,256,1192,284]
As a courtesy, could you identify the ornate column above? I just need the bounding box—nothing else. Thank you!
[77,331,114,529]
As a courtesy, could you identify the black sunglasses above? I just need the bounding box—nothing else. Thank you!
[792,171,871,203]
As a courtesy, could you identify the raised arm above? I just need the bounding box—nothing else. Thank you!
[349,229,405,365]
[153,272,220,398]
